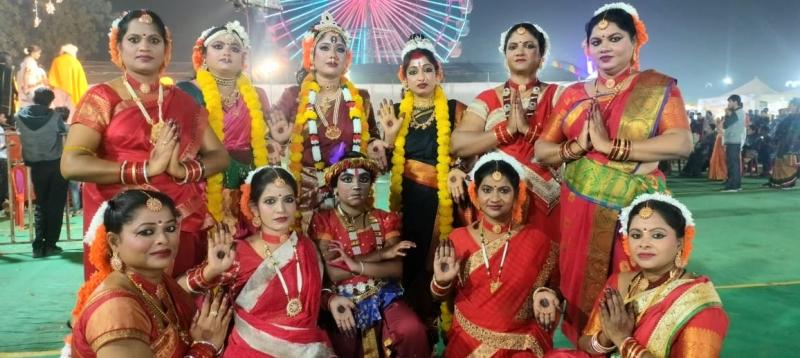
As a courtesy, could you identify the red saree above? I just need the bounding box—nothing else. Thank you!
[583,274,727,357]
[71,275,196,358]
[445,225,559,357]
[72,77,210,279]
[224,232,334,357]
[467,82,561,240]
[540,70,689,343]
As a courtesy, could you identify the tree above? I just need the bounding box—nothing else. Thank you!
[0,0,113,64]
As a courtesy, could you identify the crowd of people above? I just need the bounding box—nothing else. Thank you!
[0,2,745,357]
[0,43,88,256]
[681,97,800,190]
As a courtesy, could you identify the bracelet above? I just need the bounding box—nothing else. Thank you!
[559,140,582,162]
[620,336,637,358]
[189,340,222,357]
[358,261,365,276]
[63,145,96,155]
[119,161,128,185]
[432,278,453,290]
[493,122,515,145]
[430,278,453,297]
[142,161,150,184]
[608,138,632,161]
[590,333,615,354]
[523,124,540,144]
[175,161,190,185]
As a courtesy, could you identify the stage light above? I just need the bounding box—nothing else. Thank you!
[722,76,733,85]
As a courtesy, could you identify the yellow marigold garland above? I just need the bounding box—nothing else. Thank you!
[388,90,414,211]
[388,86,453,241]
[196,69,269,222]
[288,74,368,196]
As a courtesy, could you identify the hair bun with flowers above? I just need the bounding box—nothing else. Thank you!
[467,151,529,226]
[619,192,696,266]
[73,201,113,319]
[108,10,172,72]
[239,165,290,220]
[592,2,649,69]
[193,21,250,71]
[84,201,109,246]
[498,23,551,68]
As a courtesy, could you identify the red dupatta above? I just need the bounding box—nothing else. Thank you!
[446,225,559,357]
[225,233,333,357]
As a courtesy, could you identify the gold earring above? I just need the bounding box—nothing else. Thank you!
[111,252,124,272]
[252,215,262,227]
[674,251,684,268]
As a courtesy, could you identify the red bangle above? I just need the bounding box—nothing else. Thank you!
[494,122,515,145]
[187,341,217,357]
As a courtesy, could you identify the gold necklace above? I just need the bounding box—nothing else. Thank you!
[126,274,191,344]
[478,223,514,294]
[409,108,435,130]
[263,232,304,317]
[315,88,342,140]
[122,77,164,145]
[625,268,683,322]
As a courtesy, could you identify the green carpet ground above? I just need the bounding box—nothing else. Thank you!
[0,176,798,357]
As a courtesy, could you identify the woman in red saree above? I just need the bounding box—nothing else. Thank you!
[534,4,692,343]
[71,190,237,358]
[309,152,428,357]
[452,22,561,245]
[270,12,389,229]
[432,153,561,357]
[61,10,229,279]
[549,193,728,357]
[224,166,336,356]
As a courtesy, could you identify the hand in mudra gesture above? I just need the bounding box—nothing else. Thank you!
[205,223,237,278]
[433,240,460,285]
[378,99,402,143]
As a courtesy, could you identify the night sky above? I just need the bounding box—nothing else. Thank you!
[113,0,800,101]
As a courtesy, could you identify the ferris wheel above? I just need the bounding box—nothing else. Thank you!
[266,0,472,64]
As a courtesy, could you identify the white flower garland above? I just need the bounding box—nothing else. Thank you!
[618,192,695,236]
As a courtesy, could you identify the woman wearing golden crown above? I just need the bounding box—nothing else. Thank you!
[534,3,692,343]
[375,33,469,328]
[178,21,280,237]
[271,12,388,227]
[61,10,229,279]
[451,22,562,262]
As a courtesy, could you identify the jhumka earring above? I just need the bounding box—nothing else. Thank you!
[252,215,262,228]
[674,250,684,268]
[111,251,124,271]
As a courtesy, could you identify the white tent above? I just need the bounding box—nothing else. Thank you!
[696,77,794,116]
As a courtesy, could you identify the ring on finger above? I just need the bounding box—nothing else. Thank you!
[209,311,218,317]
